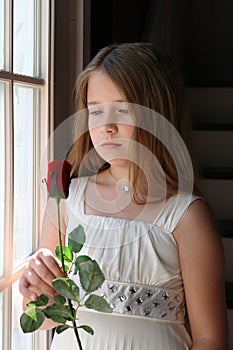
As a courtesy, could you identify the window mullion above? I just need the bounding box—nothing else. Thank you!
[3,287,12,350]
[34,0,40,77]
[2,77,13,350]
[33,88,40,252]
[0,71,45,85]
[4,0,12,72]
[0,268,24,291]
[4,80,14,281]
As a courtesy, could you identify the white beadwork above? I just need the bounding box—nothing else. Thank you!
[102,281,186,324]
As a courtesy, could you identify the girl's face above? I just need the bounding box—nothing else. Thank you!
[87,70,135,166]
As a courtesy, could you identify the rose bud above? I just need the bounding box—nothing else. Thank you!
[46,160,72,199]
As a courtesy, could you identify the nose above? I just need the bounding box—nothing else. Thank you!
[100,123,118,134]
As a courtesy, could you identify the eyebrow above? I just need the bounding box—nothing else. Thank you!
[87,99,125,106]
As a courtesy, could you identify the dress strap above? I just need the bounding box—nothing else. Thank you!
[155,194,203,233]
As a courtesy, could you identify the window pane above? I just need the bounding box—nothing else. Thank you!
[12,280,33,350]
[13,85,39,267]
[13,0,39,76]
[0,83,5,276]
[0,0,4,69]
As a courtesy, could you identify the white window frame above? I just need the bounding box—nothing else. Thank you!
[0,0,54,349]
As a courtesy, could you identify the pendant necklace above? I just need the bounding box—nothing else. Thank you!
[108,168,130,193]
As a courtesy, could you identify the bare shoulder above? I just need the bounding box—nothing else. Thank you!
[173,197,225,277]
[173,198,221,245]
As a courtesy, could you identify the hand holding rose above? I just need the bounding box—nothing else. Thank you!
[19,160,112,350]
[19,248,66,303]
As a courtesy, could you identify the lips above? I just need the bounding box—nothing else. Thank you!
[101,141,121,149]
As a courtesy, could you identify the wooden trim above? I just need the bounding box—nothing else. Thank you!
[83,0,90,68]
[54,0,84,129]
[0,71,45,85]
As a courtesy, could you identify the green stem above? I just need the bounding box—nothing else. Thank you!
[68,299,83,350]
[56,198,66,273]
[56,198,83,350]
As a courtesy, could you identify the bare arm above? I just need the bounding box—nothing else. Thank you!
[19,198,67,329]
[174,199,228,350]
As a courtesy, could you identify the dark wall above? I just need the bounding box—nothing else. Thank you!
[90,0,148,59]
[90,0,233,86]
[54,0,233,129]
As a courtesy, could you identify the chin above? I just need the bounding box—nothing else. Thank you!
[107,159,130,168]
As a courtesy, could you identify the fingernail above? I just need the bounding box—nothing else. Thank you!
[30,293,37,301]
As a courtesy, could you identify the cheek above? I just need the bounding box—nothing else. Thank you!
[89,127,99,145]
[121,125,135,139]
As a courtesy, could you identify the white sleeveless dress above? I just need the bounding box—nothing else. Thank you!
[50,177,200,350]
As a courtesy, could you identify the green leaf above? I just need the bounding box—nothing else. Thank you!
[85,294,113,313]
[79,260,105,293]
[78,325,94,335]
[55,246,73,263]
[63,264,70,273]
[56,324,71,334]
[74,255,91,274]
[68,225,86,253]
[43,304,74,323]
[53,295,66,304]
[52,278,80,301]
[20,308,45,333]
[27,294,49,307]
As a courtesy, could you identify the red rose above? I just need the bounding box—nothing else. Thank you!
[46,160,72,199]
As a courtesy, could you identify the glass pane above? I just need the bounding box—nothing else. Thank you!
[0,83,5,276]
[13,85,39,267]
[12,280,33,350]
[0,0,4,69]
[13,0,39,76]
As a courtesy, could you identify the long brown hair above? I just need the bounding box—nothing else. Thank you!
[67,42,200,202]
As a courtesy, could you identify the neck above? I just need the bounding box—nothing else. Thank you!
[108,167,131,193]
[108,166,129,181]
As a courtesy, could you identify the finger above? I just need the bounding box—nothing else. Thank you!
[28,257,58,292]
[19,249,67,301]
[30,255,58,285]
[22,267,57,297]
[28,250,64,290]
[19,276,38,301]
[38,250,66,278]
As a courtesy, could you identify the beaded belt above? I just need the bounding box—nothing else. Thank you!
[102,281,186,324]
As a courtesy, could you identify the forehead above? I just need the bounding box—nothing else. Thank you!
[87,70,125,105]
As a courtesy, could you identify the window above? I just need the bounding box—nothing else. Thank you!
[0,0,52,349]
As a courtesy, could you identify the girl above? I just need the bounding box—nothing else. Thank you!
[19,42,228,349]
